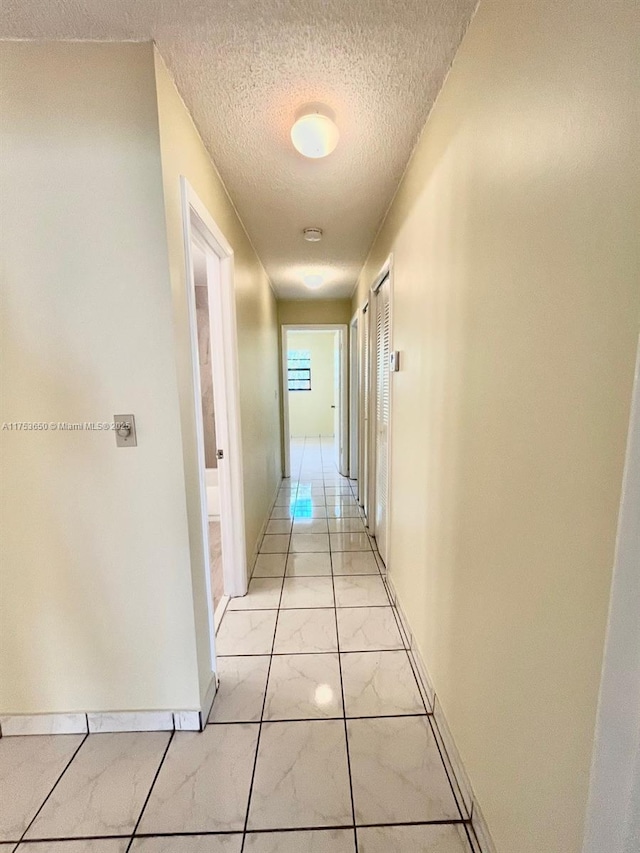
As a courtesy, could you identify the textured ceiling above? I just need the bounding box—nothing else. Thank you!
[0,0,477,299]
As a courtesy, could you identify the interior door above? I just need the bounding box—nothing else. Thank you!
[374,275,391,564]
[333,331,341,467]
[360,303,370,511]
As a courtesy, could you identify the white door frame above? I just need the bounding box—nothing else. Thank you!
[358,299,370,510]
[349,313,359,481]
[282,324,349,477]
[181,178,248,673]
[366,255,394,566]
[582,337,640,853]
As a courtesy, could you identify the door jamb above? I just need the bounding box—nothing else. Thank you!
[282,324,349,477]
[181,178,248,681]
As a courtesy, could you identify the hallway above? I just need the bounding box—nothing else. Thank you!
[0,439,471,853]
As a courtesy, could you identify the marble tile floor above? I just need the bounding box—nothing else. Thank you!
[0,438,473,853]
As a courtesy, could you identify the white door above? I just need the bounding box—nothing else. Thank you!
[374,275,391,564]
[360,304,370,510]
[333,332,341,466]
[349,318,359,480]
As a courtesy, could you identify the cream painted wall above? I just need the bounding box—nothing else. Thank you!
[0,43,200,712]
[288,332,336,436]
[153,50,281,703]
[278,299,352,326]
[351,1,640,851]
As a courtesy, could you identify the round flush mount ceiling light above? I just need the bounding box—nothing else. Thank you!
[291,107,339,159]
[303,227,323,242]
[302,272,325,289]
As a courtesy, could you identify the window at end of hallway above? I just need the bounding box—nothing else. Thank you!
[288,349,311,391]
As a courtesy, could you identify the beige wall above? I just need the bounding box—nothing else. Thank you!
[352,1,640,851]
[154,50,281,702]
[0,42,200,712]
[278,298,352,326]
[288,331,337,436]
[0,42,281,716]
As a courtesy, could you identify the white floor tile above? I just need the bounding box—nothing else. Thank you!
[281,577,335,609]
[0,734,84,841]
[292,518,329,534]
[293,506,328,519]
[270,506,295,520]
[325,505,362,518]
[228,578,282,610]
[330,532,372,552]
[274,609,338,654]
[290,533,330,553]
[137,725,258,833]
[216,610,277,655]
[286,553,332,576]
[336,607,404,651]
[357,824,470,853]
[130,835,243,852]
[24,732,170,839]
[259,534,290,554]
[244,829,355,853]
[265,519,292,534]
[16,841,128,852]
[263,654,343,720]
[348,717,459,824]
[334,575,390,607]
[341,651,425,717]
[327,518,366,533]
[209,656,270,723]
[331,551,379,575]
[247,720,352,829]
[252,554,287,578]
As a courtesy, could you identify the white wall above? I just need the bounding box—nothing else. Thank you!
[288,331,336,436]
[351,0,640,850]
[0,42,200,712]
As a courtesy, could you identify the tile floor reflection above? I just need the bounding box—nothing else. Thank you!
[0,438,473,853]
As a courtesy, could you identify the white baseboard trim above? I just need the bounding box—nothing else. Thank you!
[214,594,230,632]
[1,675,219,737]
[385,573,497,853]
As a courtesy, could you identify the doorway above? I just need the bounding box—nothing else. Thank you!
[349,313,359,483]
[282,324,348,478]
[361,257,393,567]
[182,178,248,661]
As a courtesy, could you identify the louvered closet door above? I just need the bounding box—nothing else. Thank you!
[374,276,391,564]
[360,305,370,512]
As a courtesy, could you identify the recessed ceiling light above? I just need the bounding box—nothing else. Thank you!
[303,272,324,289]
[291,109,339,159]
[303,227,323,242]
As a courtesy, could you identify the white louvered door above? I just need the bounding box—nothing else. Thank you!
[360,304,370,512]
[374,275,391,564]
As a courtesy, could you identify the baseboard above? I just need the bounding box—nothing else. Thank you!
[384,573,497,853]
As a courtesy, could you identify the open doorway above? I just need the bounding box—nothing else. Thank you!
[182,179,248,659]
[282,324,348,478]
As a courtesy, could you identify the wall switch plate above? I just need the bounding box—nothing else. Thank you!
[390,351,400,372]
[114,414,137,447]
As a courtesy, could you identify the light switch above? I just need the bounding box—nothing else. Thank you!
[114,414,137,447]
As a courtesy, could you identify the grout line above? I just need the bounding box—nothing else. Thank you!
[240,518,288,852]
[126,730,175,850]
[18,732,89,843]
[322,439,359,853]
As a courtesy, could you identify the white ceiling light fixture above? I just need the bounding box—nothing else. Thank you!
[291,105,339,159]
[302,272,325,289]
[303,227,323,242]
